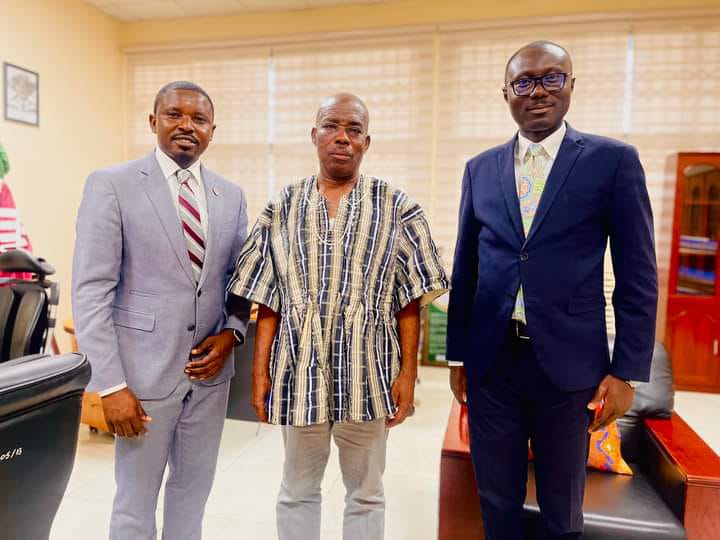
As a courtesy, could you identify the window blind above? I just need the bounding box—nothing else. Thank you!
[124,13,720,337]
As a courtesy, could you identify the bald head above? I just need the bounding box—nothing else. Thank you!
[505,41,572,83]
[312,92,371,183]
[316,93,369,129]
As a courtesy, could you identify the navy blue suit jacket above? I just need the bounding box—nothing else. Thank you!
[447,125,658,391]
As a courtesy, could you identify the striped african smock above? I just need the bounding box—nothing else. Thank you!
[228,175,448,426]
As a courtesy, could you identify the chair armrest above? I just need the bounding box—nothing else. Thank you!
[442,399,470,457]
[644,413,720,540]
[439,400,482,539]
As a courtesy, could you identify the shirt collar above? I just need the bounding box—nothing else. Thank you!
[516,121,567,162]
[154,147,203,184]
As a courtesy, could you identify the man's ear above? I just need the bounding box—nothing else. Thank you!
[502,87,509,103]
[149,113,157,134]
[364,134,371,152]
[210,124,216,141]
[570,77,576,92]
[311,126,318,146]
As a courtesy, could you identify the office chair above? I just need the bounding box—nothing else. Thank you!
[0,250,58,363]
[0,352,91,539]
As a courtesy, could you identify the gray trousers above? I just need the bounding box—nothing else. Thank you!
[109,378,230,540]
[277,418,388,540]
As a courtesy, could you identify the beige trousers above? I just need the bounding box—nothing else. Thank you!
[277,418,388,540]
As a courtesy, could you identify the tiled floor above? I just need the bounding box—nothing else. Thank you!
[674,390,720,454]
[51,366,451,540]
[51,368,720,539]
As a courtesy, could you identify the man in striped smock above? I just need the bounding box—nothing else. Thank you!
[228,93,448,540]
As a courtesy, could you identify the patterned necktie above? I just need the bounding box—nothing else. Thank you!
[177,169,205,283]
[512,142,549,324]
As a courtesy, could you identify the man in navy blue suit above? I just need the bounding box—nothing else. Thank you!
[446,41,658,539]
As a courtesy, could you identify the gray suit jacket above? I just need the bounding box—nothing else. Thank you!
[72,152,250,399]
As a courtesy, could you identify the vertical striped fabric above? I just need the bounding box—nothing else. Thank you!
[0,182,34,281]
[228,175,449,426]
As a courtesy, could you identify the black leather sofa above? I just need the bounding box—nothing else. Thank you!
[439,342,720,540]
[0,353,90,540]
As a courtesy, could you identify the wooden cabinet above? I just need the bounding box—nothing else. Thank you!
[665,153,720,392]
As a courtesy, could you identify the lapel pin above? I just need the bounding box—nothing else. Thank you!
[212,186,221,197]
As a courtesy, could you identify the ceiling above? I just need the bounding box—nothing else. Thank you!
[85,0,392,22]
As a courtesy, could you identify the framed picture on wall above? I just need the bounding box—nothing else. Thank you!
[4,63,39,126]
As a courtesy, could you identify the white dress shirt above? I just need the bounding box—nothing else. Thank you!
[98,148,208,397]
[515,121,566,181]
[447,123,566,368]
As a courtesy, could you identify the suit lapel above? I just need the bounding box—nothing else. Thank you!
[523,126,584,247]
[137,153,195,286]
[498,137,525,246]
[198,165,225,289]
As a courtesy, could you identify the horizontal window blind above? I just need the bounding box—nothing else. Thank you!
[435,24,629,332]
[126,47,272,222]
[124,13,720,337]
[627,19,720,313]
[270,35,435,215]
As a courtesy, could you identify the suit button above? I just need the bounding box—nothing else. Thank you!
[187,324,195,332]
[520,252,529,261]
[197,290,202,297]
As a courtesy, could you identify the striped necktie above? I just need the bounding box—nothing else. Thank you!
[512,142,549,324]
[177,169,205,283]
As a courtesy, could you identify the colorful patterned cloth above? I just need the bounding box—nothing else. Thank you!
[512,143,549,324]
[529,420,633,475]
[587,421,633,475]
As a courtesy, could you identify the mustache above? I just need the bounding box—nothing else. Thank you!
[172,134,198,144]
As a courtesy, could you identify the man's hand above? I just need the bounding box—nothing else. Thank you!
[251,305,281,423]
[251,369,272,423]
[587,374,635,432]
[185,329,236,381]
[387,371,416,428]
[449,366,467,405]
[102,388,152,438]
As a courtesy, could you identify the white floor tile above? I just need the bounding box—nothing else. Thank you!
[192,516,277,540]
[215,419,267,467]
[384,473,439,540]
[53,364,720,540]
[51,497,113,539]
[674,391,720,454]
[64,428,116,501]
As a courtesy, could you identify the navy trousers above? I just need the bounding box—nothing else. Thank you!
[466,330,595,540]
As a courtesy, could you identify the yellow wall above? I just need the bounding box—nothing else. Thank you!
[120,0,720,48]
[2,0,718,354]
[0,0,122,351]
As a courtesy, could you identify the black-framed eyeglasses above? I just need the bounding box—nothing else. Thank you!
[506,72,571,96]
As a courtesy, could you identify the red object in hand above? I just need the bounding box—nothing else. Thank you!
[594,399,605,420]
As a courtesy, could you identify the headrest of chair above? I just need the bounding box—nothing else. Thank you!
[609,338,675,418]
[0,250,55,277]
[0,353,90,419]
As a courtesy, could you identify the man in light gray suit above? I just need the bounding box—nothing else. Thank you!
[72,81,250,540]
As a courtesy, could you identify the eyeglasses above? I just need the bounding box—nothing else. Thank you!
[506,73,571,97]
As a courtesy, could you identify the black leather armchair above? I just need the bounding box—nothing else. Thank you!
[439,342,720,540]
[0,353,90,539]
